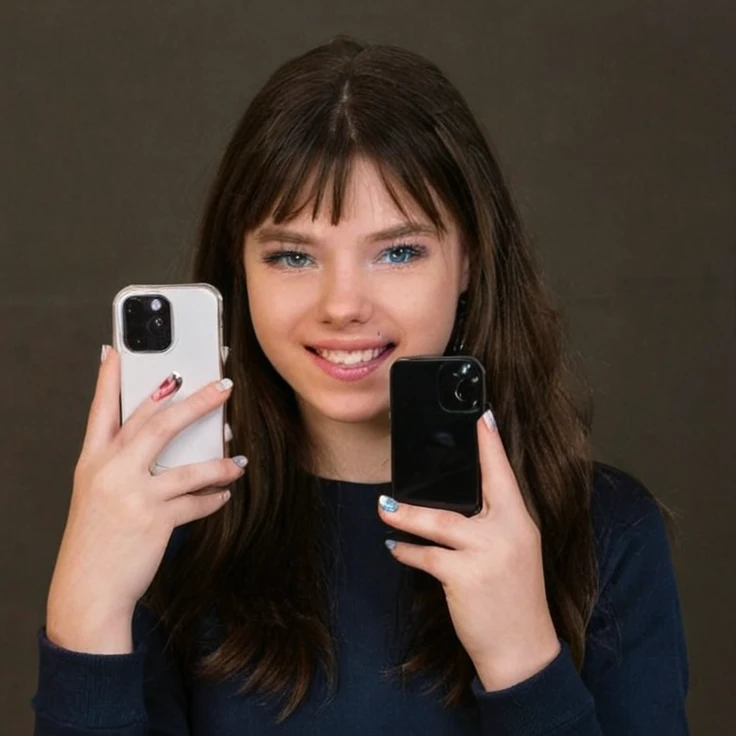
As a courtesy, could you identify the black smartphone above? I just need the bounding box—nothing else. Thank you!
[389,356,486,517]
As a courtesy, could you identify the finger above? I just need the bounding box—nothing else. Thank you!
[153,456,247,500]
[377,495,468,549]
[385,539,452,583]
[115,370,185,446]
[477,407,524,512]
[166,487,233,528]
[80,345,121,458]
[125,378,233,467]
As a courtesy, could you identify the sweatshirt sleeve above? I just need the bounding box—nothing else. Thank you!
[31,602,189,735]
[471,492,689,735]
[31,526,193,735]
[31,601,190,735]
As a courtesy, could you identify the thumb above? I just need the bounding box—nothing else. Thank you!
[476,407,527,516]
[80,345,121,458]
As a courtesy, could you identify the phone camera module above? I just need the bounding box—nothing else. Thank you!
[122,295,172,352]
[438,358,484,412]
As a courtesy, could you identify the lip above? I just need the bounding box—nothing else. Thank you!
[306,344,395,382]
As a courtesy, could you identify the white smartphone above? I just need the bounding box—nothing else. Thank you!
[112,283,227,473]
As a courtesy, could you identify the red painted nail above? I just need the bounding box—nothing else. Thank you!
[151,372,183,402]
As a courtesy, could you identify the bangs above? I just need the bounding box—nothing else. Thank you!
[235,111,460,240]
[270,150,449,236]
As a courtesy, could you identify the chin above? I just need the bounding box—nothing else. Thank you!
[301,391,390,426]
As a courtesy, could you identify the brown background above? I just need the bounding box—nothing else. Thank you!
[1,1,733,733]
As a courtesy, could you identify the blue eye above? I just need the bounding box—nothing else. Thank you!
[380,244,425,264]
[262,250,313,269]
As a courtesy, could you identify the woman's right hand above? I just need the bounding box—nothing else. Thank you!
[45,345,246,654]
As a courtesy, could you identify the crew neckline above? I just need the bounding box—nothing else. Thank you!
[318,477,393,491]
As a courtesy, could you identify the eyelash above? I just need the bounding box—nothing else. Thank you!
[261,243,428,269]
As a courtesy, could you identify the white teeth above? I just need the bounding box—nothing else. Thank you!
[315,347,386,365]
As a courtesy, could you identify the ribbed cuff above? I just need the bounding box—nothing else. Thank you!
[472,639,595,735]
[31,626,148,729]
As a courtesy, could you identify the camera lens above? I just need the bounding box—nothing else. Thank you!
[454,375,481,406]
[147,315,166,334]
[454,378,472,403]
[149,298,163,312]
[124,298,143,315]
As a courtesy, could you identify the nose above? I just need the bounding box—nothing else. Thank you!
[316,262,373,327]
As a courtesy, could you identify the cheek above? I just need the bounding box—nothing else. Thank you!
[248,283,285,346]
[383,276,460,349]
[246,271,313,354]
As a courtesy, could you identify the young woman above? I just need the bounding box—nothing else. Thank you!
[32,37,690,734]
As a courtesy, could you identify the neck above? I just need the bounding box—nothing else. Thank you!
[300,403,392,484]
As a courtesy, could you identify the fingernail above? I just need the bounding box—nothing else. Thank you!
[224,423,233,442]
[151,371,183,402]
[385,539,397,551]
[482,408,497,432]
[222,490,231,502]
[231,455,248,468]
[379,495,399,513]
[215,378,234,392]
[100,344,111,363]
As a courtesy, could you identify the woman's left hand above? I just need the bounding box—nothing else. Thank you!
[378,408,562,692]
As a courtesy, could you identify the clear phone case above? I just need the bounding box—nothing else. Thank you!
[112,283,226,473]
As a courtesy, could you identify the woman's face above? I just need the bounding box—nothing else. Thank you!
[243,156,468,425]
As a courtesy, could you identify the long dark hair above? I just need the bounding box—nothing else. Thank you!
[142,36,669,721]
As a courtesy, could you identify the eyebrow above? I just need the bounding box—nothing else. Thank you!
[252,222,440,245]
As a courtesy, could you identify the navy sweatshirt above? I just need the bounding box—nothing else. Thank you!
[31,462,689,734]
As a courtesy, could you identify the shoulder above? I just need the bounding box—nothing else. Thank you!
[590,461,667,539]
[584,464,688,687]
[589,461,676,588]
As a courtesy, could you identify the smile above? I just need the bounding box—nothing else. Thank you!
[306,343,395,381]
[313,346,390,365]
